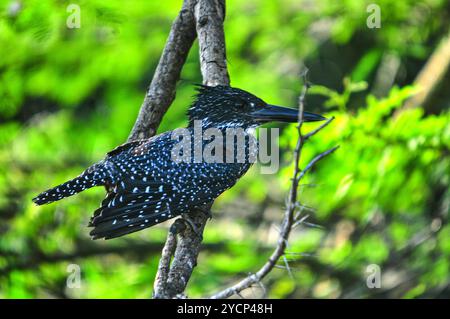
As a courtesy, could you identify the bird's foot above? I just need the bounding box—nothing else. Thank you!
[169,218,187,235]
[197,206,212,220]
[181,213,203,240]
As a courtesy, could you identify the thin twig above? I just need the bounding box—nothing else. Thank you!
[303,116,335,141]
[283,255,294,279]
[292,214,309,229]
[258,281,267,298]
[209,72,338,299]
[296,145,340,182]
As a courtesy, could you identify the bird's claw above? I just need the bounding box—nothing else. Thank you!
[169,218,187,235]
[197,207,212,220]
[181,214,203,239]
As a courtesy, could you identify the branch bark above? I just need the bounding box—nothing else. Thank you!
[194,0,230,86]
[123,0,203,298]
[153,0,229,299]
[128,0,197,141]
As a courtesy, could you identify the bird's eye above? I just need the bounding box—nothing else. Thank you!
[249,102,255,107]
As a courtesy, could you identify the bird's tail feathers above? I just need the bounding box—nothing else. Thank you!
[32,170,103,205]
[89,191,175,239]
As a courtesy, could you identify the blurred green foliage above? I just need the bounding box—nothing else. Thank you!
[0,0,449,298]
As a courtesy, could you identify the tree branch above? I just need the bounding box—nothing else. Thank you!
[194,0,230,86]
[121,0,202,298]
[209,74,337,299]
[153,0,229,298]
[128,0,197,141]
[400,30,450,113]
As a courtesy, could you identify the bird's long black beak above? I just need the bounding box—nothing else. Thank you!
[251,104,326,123]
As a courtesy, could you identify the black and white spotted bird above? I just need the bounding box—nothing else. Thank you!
[32,85,325,239]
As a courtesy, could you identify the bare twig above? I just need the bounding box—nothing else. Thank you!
[292,214,309,229]
[209,74,338,299]
[297,145,339,182]
[303,116,335,141]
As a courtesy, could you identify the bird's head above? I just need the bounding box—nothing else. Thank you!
[188,85,326,129]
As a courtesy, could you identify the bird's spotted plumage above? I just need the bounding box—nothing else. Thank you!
[33,85,325,239]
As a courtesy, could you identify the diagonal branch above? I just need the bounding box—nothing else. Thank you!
[209,74,337,299]
[122,0,201,298]
[153,0,229,299]
[128,0,197,141]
